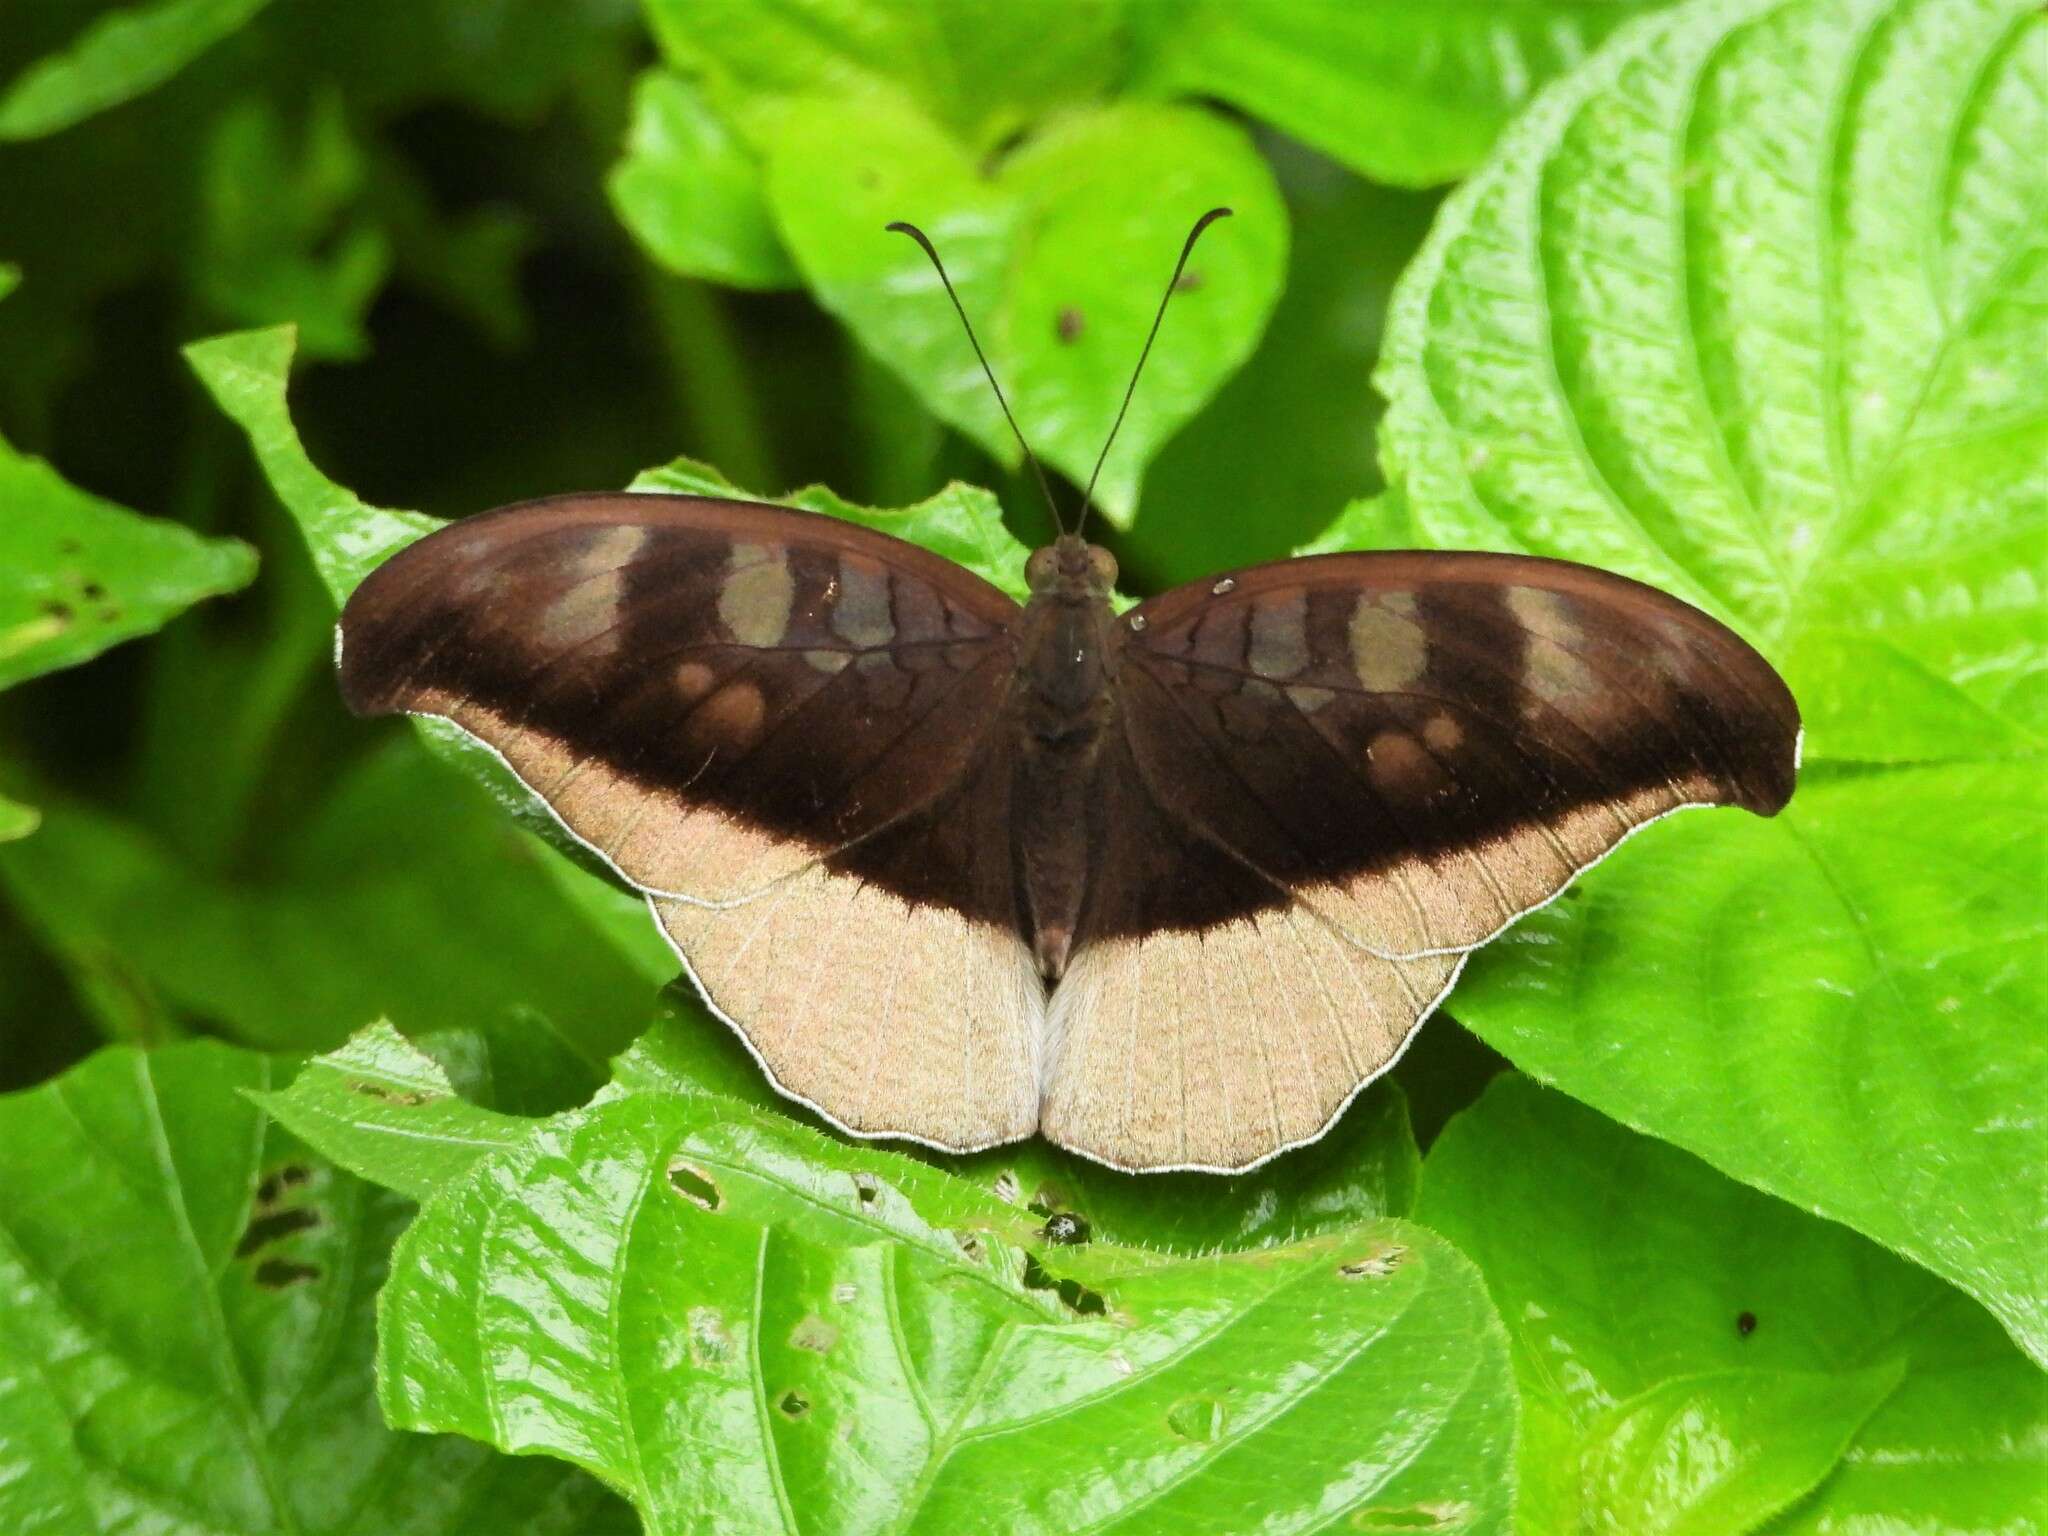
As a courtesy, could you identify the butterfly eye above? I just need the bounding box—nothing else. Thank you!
[1086,546,1118,589]
[1025,547,1060,592]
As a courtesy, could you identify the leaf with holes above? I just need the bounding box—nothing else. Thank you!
[1372,0,2048,1367]
[0,431,255,692]
[1127,0,1676,188]
[376,1084,1515,1534]
[0,1041,634,1535]
[1415,1077,2048,1533]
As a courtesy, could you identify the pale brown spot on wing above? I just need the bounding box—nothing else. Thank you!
[674,660,717,699]
[1506,585,1595,714]
[1423,713,1463,752]
[719,543,794,647]
[1247,589,1309,680]
[537,526,647,657]
[1285,684,1335,714]
[1365,729,1445,798]
[1349,593,1427,692]
[696,681,766,748]
[831,555,896,648]
[804,648,851,674]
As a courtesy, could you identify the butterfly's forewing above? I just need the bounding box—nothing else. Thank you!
[338,493,1044,1151]
[1040,550,1798,1172]
[1115,551,1798,960]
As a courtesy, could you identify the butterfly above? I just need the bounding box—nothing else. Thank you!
[337,210,1799,1173]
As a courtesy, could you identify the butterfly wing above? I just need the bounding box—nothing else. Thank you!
[1040,550,1797,1172]
[339,492,1043,1152]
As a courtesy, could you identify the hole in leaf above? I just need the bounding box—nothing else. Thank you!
[1022,1254,1105,1316]
[992,1170,1020,1204]
[852,1172,879,1206]
[1056,306,1084,343]
[832,1282,858,1304]
[789,1315,839,1355]
[1736,1310,1758,1337]
[1338,1244,1407,1280]
[81,581,105,600]
[255,1164,313,1205]
[254,1259,320,1289]
[952,1231,986,1262]
[236,1206,320,1257]
[1165,1396,1225,1442]
[1040,1211,1090,1246]
[349,1079,431,1106]
[1350,1501,1472,1531]
[688,1307,731,1366]
[667,1159,721,1210]
[777,1389,810,1420]
[1562,884,1585,902]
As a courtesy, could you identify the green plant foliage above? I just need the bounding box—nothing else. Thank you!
[0,434,255,691]
[312,1033,1516,1533]
[1126,0,1674,188]
[0,0,275,140]
[1370,0,2048,1367]
[0,1040,635,1534]
[1417,1077,2048,1531]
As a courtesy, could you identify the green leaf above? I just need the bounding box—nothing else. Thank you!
[0,1041,633,1534]
[0,432,256,691]
[641,0,1125,154]
[1376,0,2047,761]
[193,92,391,359]
[1416,1077,2048,1532]
[608,69,798,289]
[0,738,662,1062]
[0,0,275,140]
[0,792,37,842]
[1129,0,1672,188]
[1373,0,2048,1367]
[632,453,1034,602]
[377,1085,1516,1534]
[608,1002,1423,1253]
[764,95,1288,526]
[252,1022,529,1202]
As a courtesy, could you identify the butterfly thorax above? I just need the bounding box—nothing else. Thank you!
[1013,536,1123,981]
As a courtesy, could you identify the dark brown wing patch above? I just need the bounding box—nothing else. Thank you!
[1112,550,1798,955]
[338,493,1021,904]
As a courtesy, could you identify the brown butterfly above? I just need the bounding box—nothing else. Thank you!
[337,210,1799,1173]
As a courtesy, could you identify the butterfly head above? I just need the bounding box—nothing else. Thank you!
[1026,537,1118,601]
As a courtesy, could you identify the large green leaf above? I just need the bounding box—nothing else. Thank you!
[765,95,1287,526]
[0,430,256,692]
[1371,0,2048,1365]
[0,0,274,140]
[0,1041,633,1534]
[373,1076,1516,1534]
[0,737,664,1061]
[1416,1077,2048,1533]
[1128,0,1673,188]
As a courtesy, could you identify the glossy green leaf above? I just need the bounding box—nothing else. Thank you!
[252,1022,529,1202]
[608,69,797,289]
[1373,0,2048,1366]
[765,95,1287,526]
[1376,0,2046,760]
[0,0,275,140]
[1416,1076,2048,1532]
[1129,0,1670,188]
[193,93,391,359]
[640,0,1124,154]
[0,738,661,1062]
[631,454,1034,602]
[0,432,256,691]
[0,793,37,842]
[0,1041,633,1535]
[377,1084,1516,1534]
[608,1003,1423,1253]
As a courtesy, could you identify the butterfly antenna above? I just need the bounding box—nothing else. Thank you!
[885,220,1065,535]
[1076,206,1233,537]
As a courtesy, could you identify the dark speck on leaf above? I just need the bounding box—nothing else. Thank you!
[777,1389,810,1419]
[236,1205,320,1257]
[256,1164,313,1205]
[254,1258,320,1289]
[80,581,105,600]
[40,601,73,622]
[58,538,82,555]
[1056,306,1084,343]
[1737,1310,1758,1337]
[1041,1211,1090,1245]
[1023,1253,1105,1315]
